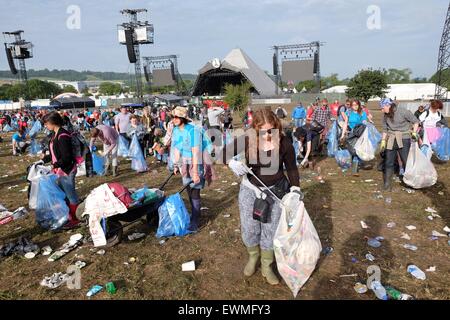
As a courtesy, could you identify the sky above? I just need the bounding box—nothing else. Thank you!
[0,0,448,79]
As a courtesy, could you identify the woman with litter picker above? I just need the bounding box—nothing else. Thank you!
[42,111,81,229]
[218,109,300,285]
[379,98,419,191]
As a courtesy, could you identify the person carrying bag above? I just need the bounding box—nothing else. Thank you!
[218,109,300,286]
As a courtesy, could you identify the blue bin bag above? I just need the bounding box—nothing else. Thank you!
[2,124,13,132]
[28,120,42,138]
[335,149,352,169]
[128,134,148,172]
[29,139,42,155]
[118,135,130,157]
[432,127,450,161]
[327,121,339,157]
[156,193,191,238]
[92,152,105,176]
[35,174,69,230]
[366,123,382,148]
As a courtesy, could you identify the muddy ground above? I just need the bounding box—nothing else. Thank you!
[0,103,448,300]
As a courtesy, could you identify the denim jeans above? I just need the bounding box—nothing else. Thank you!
[294,118,305,128]
[385,139,411,175]
[56,170,79,205]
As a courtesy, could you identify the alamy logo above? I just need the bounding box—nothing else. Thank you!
[367,5,381,30]
[66,5,81,30]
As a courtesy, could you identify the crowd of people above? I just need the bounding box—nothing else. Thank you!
[0,97,448,287]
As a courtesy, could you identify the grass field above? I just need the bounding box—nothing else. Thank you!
[0,102,448,300]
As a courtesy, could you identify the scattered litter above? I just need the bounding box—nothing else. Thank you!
[406,225,417,230]
[339,274,358,278]
[431,230,448,238]
[443,226,450,233]
[159,240,166,245]
[385,197,392,204]
[223,214,230,218]
[127,232,146,241]
[425,207,437,214]
[209,230,217,235]
[74,261,87,269]
[1,175,8,178]
[222,181,228,183]
[0,206,29,225]
[96,249,105,255]
[319,180,325,184]
[426,266,436,272]
[19,186,28,192]
[128,257,136,264]
[367,238,381,248]
[351,180,356,183]
[407,265,426,280]
[403,244,418,251]
[106,282,117,294]
[78,180,84,184]
[234,229,240,233]
[322,247,334,255]
[360,221,369,229]
[327,172,337,176]
[375,236,384,241]
[24,252,36,259]
[430,213,441,219]
[87,285,103,297]
[322,205,329,208]
[427,216,434,221]
[182,260,196,271]
[402,188,415,194]
[351,257,358,263]
[366,253,375,261]
[370,281,388,300]
[401,233,411,240]
[387,222,396,228]
[364,179,374,183]
[385,286,413,300]
[200,207,209,211]
[429,236,439,241]
[354,282,368,294]
[0,237,39,258]
[231,182,238,186]
[438,191,444,196]
[40,272,69,289]
[48,233,83,262]
[7,185,18,190]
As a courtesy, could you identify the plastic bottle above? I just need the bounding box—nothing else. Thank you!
[386,287,402,300]
[407,265,426,280]
[370,281,388,300]
[87,285,103,297]
[386,286,413,300]
[106,282,117,294]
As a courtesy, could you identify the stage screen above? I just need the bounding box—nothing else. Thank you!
[281,60,314,84]
[152,69,176,87]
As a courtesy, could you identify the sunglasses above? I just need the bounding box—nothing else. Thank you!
[260,128,274,136]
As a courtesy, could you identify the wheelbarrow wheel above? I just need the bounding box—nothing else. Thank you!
[103,220,123,248]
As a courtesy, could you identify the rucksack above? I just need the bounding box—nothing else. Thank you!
[59,131,88,164]
[423,110,448,128]
[107,183,133,208]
